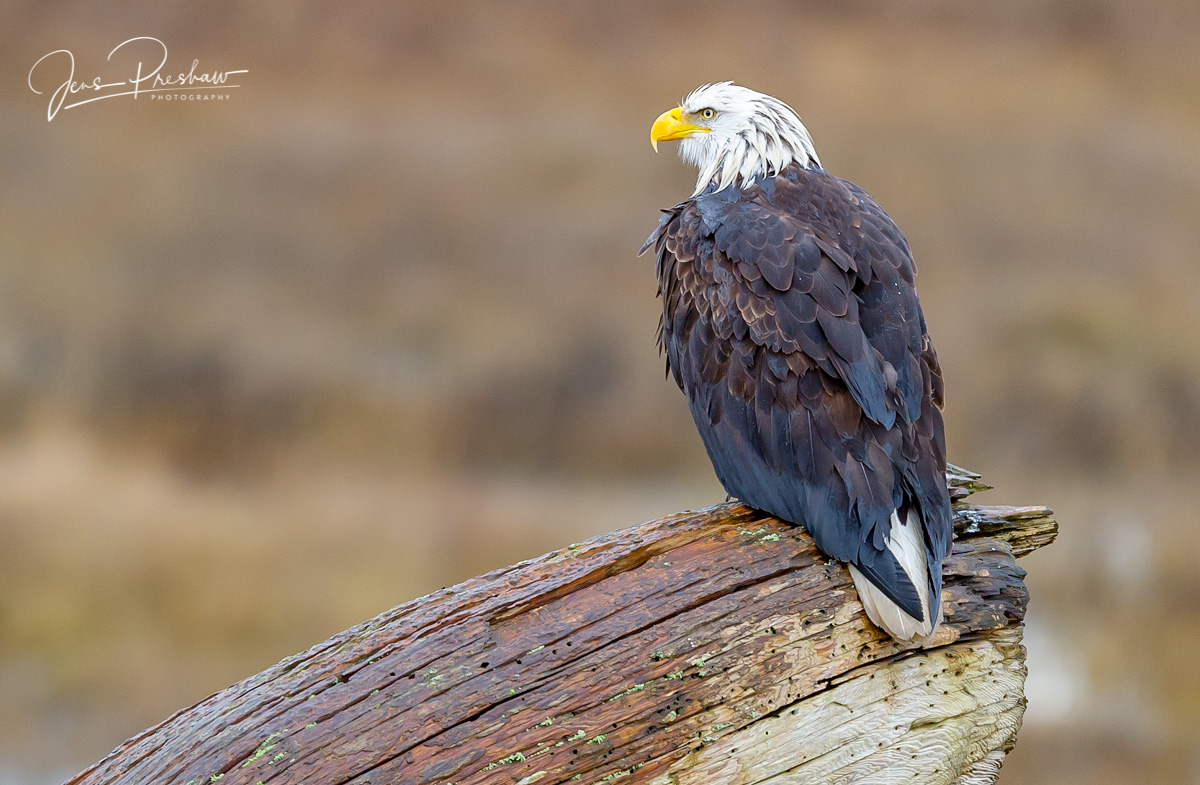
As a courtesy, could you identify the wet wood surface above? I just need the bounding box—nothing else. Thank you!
[67,466,1055,785]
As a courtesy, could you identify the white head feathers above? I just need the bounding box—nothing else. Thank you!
[674,82,821,196]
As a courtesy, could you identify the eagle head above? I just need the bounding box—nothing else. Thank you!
[651,82,821,196]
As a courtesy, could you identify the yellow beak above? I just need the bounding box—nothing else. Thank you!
[650,107,709,152]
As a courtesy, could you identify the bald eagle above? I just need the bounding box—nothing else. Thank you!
[642,83,952,642]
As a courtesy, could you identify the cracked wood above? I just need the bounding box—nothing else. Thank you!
[66,466,1055,785]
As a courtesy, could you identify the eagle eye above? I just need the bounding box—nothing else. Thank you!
[700,108,716,120]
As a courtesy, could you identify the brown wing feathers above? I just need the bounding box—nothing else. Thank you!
[645,164,953,621]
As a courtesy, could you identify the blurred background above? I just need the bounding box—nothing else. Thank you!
[1,1,1198,782]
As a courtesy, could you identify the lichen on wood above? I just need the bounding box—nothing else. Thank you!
[67,466,1054,785]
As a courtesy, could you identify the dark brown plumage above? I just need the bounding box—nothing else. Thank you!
[641,163,952,626]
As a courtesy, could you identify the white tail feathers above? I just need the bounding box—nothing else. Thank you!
[848,507,941,643]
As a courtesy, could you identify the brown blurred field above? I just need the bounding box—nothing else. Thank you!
[2,1,1200,783]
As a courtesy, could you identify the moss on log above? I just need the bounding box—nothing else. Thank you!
[67,466,1054,785]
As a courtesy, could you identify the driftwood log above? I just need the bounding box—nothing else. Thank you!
[69,466,1055,785]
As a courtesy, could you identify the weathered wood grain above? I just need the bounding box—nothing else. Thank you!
[67,467,1054,785]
